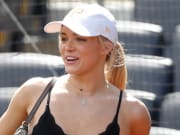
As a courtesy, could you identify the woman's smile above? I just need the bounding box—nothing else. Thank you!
[65,56,79,65]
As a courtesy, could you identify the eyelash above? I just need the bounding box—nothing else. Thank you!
[61,37,67,42]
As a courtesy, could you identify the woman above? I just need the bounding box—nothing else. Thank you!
[0,4,151,135]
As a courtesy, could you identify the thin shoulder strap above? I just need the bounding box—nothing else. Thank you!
[46,85,52,106]
[26,77,56,124]
[113,91,123,122]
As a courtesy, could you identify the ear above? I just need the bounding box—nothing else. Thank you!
[101,41,114,55]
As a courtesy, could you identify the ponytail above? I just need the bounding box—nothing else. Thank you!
[105,42,127,90]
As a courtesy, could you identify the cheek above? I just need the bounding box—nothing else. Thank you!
[82,48,101,64]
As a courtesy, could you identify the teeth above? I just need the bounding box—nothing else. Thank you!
[67,57,77,61]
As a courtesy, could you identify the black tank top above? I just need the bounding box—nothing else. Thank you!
[31,90,123,135]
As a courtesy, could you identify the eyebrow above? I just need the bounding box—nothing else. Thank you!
[60,32,82,37]
[60,32,66,36]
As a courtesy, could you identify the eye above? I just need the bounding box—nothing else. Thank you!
[59,33,68,42]
[61,36,68,42]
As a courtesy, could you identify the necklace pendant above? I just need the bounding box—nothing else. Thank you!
[81,98,87,105]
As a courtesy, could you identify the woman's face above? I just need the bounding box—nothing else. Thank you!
[59,26,106,75]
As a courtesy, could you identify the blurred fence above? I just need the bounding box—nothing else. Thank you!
[0,0,180,134]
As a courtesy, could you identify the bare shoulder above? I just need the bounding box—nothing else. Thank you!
[15,77,52,97]
[8,76,55,116]
[123,92,150,117]
[121,91,151,135]
[20,77,52,90]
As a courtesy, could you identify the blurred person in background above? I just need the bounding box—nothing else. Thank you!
[0,4,151,135]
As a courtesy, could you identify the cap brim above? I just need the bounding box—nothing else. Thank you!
[44,20,100,37]
[44,21,63,33]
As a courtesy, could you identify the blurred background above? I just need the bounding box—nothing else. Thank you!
[0,0,180,134]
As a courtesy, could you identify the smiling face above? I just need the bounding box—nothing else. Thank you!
[59,26,109,76]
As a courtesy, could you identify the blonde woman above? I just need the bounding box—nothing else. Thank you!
[0,4,151,135]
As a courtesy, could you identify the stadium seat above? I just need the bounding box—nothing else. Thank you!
[159,92,180,130]
[171,25,180,92]
[117,21,164,56]
[126,54,173,96]
[134,0,180,44]
[150,126,180,135]
[0,52,65,87]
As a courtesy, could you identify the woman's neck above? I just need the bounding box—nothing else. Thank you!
[66,74,108,96]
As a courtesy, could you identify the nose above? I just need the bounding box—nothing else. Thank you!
[62,39,75,51]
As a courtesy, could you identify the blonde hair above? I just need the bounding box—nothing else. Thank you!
[105,41,127,90]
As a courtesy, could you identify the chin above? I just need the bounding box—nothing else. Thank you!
[65,69,84,76]
[65,68,78,74]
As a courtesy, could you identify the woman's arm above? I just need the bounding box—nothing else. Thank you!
[0,77,47,135]
[130,98,152,135]
[0,86,29,135]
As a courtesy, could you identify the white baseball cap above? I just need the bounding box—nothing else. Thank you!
[44,4,118,44]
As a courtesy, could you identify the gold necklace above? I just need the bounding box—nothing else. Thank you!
[67,78,108,105]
